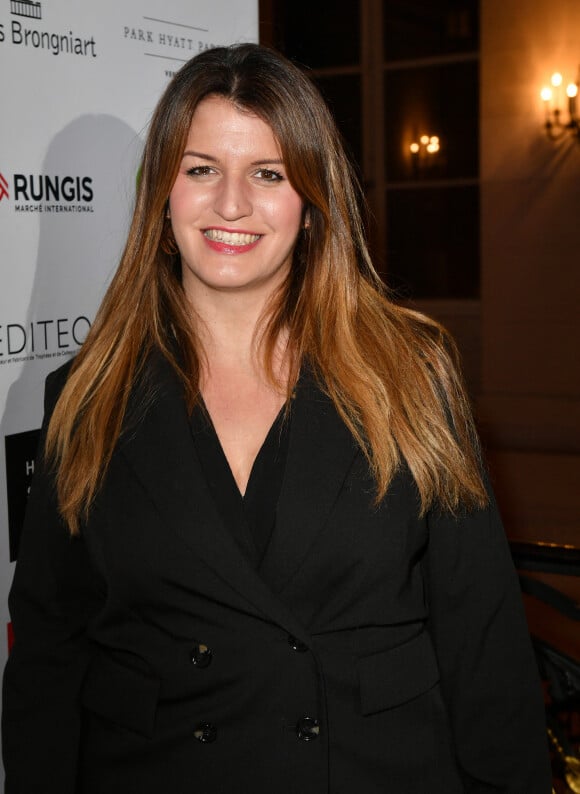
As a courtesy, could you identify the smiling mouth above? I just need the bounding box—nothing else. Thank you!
[203,229,261,246]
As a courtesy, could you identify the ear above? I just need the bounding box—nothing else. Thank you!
[302,207,311,230]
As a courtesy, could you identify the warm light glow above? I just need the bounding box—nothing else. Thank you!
[541,66,580,139]
[409,134,440,157]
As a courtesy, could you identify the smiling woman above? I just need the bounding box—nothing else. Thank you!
[2,43,552,794]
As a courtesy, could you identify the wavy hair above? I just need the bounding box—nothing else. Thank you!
[46,43,487,534]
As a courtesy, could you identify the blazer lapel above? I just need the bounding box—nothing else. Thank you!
[259,371,359,593]
[118,353,312,646]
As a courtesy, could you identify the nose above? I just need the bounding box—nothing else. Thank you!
[213,173,252,221]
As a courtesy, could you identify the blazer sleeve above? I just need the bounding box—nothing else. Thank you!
[2,364,104,794]
[425,481,553,793]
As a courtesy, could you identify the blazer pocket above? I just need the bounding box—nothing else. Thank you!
[357,630,440,716]
[81,652,161,738]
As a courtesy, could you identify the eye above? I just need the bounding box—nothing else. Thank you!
[186,165,215,177]
[255,168,284,182]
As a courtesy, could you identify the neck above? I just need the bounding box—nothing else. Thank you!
[187,287,289,384]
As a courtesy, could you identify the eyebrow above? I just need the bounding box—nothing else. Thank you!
[182,150,284,166]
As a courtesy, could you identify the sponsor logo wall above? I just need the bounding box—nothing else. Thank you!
[0,0,257,744]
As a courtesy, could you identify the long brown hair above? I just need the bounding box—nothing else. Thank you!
[46,43,487,534]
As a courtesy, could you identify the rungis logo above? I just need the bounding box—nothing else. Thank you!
[0,172,9,202]
[0,170,95,214]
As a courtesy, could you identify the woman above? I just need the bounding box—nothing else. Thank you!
[2,43,552,793]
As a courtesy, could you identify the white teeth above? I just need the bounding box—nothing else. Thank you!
[204,229,260,245]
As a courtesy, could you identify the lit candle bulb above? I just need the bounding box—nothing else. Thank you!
[567,82,578,120]
[541,86,553,123]
[551,72,563,114]
[410,142,420,154]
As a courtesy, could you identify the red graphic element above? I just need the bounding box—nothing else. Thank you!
[0,172,9,202]
[7,622,14,653]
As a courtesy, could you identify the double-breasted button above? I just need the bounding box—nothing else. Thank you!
[287,634,308,653]
[190,643,212,668]
[296,716,320,741]
[194,721,217,743]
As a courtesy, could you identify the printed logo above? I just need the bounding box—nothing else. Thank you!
[121,13,217,76]
[1,0,97,58]
[0,170,95,214]
[10,0,42,20]
[5,428,40,562]
[0,315,92,363]
[0,172,8,202]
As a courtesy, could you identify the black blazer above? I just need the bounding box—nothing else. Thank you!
[2,354,552,793]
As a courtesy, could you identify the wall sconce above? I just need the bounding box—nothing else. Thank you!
[410,134,441,158]
[540,71,579,140]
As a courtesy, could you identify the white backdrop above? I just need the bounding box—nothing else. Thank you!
[0,0,258,751]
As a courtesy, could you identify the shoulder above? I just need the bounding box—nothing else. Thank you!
[44,357,76,414]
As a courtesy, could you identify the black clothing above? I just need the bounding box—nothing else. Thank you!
[189,401,290,567]
[2,353,553,793]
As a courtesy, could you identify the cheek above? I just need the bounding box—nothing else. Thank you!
[285,201,305,238]
[168,184,191,220]
[262,194,304,236]
[168,177,207,221]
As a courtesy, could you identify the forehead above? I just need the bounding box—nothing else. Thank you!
[185,96,281,155]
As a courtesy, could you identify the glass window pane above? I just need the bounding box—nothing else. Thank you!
[384,61,479,182]
[273,0,360,68]
[386,186,479,299]
[384,0,479,61]
[314,75,362,169]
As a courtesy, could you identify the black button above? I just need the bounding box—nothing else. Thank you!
[194,721,217,743]
[190,643,212,668]
[296,716,320,741]
[287,635,308,653]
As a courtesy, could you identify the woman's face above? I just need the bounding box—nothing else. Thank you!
[169,95,304,305]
